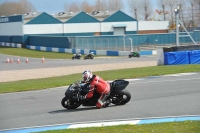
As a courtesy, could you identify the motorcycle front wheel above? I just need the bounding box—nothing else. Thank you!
[112,89,131,105]
[61,97,81,109]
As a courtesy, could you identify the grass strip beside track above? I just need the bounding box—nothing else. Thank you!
[0,47,106,59]
[0,64,200,94]
[37,121,200,133]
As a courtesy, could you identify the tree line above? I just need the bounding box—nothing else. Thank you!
[0,0,199,27]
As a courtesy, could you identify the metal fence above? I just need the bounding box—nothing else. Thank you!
[69,31,200,51]
[69,36,136,51]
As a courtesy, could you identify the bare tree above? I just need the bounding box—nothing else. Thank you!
[0,0,35,16]
[93,0,107,11]
[191,0,200,25]
[166,0,176,26]
[141,0,153,21]
[186,0,196,27]
[81,1,94,13]
[157,0,168,20]
[128,0,141,20]
[64,2,80,12]
[107,0,124,11]
[194,0,200,23]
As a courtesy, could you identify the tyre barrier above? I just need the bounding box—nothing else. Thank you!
[0,42,21,48]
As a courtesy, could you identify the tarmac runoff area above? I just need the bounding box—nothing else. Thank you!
[0,61,157,82]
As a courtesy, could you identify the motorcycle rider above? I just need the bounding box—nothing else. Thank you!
[76,52,81,57]
[130,50,134,56]
[81,70,111,109]
[73,52,81,59]
[88,52,94,57]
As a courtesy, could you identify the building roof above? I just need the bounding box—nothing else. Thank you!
[103,10,137,22]
[65,11,99,23]
[24,12,62,24]
[52,12,80,22]
[23,12,43,23]
[89,10,117,21]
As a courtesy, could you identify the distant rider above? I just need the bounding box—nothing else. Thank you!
[81,70,111,109]
[76,52,81,57]
[89,52,94,57]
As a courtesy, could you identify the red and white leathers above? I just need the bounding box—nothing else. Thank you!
[85,75,110,109]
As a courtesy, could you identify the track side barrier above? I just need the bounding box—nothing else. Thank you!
[0,42,21,48]
[26,45,156,56]
[157,45,200,65]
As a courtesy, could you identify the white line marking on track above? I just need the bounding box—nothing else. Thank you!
[1,115,199,132]
[129,78,200,84]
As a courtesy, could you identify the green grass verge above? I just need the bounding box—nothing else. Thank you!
[0,64,200,94]
[0,46,106,59]
[0,46,75,59]
[37,121,200,133]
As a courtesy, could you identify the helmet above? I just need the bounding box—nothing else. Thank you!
[91,52,94,54]
[82,70,92,82]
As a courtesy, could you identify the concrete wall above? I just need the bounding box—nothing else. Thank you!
[101,22,137,34]
[0,22,23,36]
[138,21,169,34]
[64,23,100,34]
[0,15,23,43]
[24,24,63,34]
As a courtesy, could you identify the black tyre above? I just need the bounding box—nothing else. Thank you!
[128,55,132,58]
[84,56,87,60]
[112,89,131,105]
[61,97,81,109]
[72,57,74,60]
[137,53,140,58]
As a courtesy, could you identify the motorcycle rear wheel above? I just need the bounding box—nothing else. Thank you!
[112,89,131,105]
[61,97,81,109]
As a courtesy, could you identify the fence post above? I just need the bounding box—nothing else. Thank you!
[115,38,117,50]
[106,38,109,50]
[86,38,89,49]
[122,38,125,51]
[94,39,96,50]
[129,38,133,51]
[81,38,84,49]
[67,37,71,48]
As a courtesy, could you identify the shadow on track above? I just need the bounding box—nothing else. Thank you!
[48,105,117,114]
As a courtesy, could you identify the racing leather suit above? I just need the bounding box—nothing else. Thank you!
[85,75,110,108]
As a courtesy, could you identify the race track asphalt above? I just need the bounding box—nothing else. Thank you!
[0,53,156,71]
[0,73,200,130]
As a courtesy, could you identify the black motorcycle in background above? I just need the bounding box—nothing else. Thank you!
[72,53,81,60]
[61,79,131,109]
[84,53,94,60]
[128,51,140,58]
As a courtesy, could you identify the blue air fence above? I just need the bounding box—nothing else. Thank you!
[68,31,200,51]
